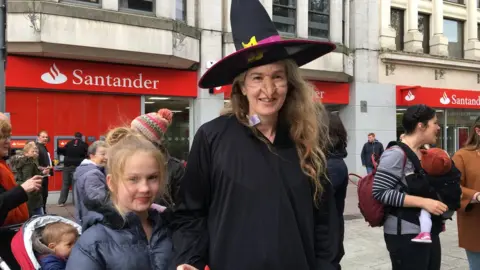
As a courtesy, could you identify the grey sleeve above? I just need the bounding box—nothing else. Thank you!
[372,147,406,207]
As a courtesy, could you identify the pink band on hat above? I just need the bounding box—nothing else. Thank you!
[257,35,282,45]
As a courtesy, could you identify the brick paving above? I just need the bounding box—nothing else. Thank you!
[47,184,469,269]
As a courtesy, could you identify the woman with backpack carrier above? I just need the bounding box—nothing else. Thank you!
[371,104,461,270]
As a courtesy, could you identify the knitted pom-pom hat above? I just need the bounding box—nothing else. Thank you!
[131,109,173,144]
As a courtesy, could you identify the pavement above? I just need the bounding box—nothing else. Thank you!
[48,184,469,269]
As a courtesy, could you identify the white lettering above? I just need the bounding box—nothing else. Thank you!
[451,94,480,106]
[68,71,160,89]
[72,69,83,85]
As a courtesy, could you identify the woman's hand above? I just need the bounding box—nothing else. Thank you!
[21,175,43,193]
[177,264,199,270]
[421,198,448,216]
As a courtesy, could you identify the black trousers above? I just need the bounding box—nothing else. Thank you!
[58,166,76,204]
[41,176,49,212]
[384,233,441,270]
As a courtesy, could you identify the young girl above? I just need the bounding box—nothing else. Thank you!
[11,142,49,216]
[65,127,172,270]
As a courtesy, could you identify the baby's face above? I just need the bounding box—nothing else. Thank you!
[52,232,78,259]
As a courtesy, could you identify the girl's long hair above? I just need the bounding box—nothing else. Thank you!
[221,59,329,203]
[464,117,480,151]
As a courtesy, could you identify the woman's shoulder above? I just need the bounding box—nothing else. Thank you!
[454,148,475,157]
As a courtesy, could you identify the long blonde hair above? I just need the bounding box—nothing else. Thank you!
[222,59,329,203]
[104,127,167,214]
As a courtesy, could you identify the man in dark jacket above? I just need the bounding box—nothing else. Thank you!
[360,133,384,174]
[57,132,88,206]
[36,130,51,213]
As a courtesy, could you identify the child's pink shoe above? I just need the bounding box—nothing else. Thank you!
[411,232,432,243]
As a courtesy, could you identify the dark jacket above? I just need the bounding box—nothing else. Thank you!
[57,139,88,167]
[36,142,50,168]
[326,147,348,268]
[155,154,185,207]
[66,204,172,270]
[73,159,107,226]
[10,155,43,215]
[0,184,28,226]
[39,255,66,270]
[360,140,384,168]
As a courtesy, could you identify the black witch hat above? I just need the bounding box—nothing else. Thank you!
[198,0,336,89]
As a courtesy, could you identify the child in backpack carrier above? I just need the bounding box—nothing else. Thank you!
[412,148,456,244]
[33,222,79,270]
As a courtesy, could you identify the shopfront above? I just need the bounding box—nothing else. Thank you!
[222,81,350,109]
[397,85,480,156]
[6,56,197,191]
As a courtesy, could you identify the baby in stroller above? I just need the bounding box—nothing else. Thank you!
[10,215,81,270]
[34,222,79,269]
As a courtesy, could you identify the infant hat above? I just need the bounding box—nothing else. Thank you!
[421,148,452,176]
[131,109,173,144]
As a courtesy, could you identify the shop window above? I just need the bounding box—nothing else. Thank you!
[144,96,190,161]
[176,0,187,21]
[308,0,329,39]
[119,0,153,13]
[418,13,430,54]
[444,0,464,4]
[273,0,297,35]
[444,19,464,58]
[65,0,100,4]
[391,9,404,51]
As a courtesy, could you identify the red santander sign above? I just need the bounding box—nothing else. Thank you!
[397,85,480,109]
[221,81,349,104]
[6,56,198,97]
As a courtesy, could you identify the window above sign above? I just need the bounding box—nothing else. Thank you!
[119,0,154,13]
[273,0,297,35]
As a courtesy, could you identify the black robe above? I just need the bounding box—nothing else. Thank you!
[170,115,339,270]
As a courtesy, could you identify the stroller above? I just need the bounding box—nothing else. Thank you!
[6,215,81,270]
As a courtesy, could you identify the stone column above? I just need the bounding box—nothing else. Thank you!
[297,0,309,38]
[194,0,224,133]
[224,0,232,32]
[430,0,448,56]
[156,0,175,19]
[329,0,343,43]
[262,0,273,19]
[379,0,396,50]
[465,0,480,60]
[404,0,423,53]
[186,0,196,26]
[102,0,118,11]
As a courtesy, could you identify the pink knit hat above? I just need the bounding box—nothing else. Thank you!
[130,109,173,144]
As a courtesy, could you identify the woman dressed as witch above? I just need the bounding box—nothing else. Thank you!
[171,0,339,269]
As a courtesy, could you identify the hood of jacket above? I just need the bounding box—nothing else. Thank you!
[74,159,103,179]
[327,146,348,160]
[81,201,165,232]
[10,155,38,169]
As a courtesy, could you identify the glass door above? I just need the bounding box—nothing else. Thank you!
[445,109,480,156]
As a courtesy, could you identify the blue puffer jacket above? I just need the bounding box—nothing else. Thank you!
[65,203,172,270]
[73,159,107,226]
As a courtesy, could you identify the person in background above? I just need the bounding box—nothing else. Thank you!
[130,108,185,207]
[0,117,43,270]
[326,113,349,268]
[361,132,384,174]
[452,117,480,270]
[36,130,52,213]
[57,132,89,207]
[11,142,49,216]
[73,140,108,226]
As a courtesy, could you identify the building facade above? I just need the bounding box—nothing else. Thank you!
[6,0,351,200]
[341,0,480,174]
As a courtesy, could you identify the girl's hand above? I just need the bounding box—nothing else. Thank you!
[151,203,167,213]
[177,264,199,270]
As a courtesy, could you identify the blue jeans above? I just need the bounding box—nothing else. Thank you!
[466,250,480,270]
[366,166,374,174]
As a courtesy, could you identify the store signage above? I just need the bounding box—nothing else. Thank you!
[222,81,350,105]
[6,56,198,97]
[397,85,480,109]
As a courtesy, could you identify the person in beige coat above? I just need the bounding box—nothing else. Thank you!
[452,118,480,270]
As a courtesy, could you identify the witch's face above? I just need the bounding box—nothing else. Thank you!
[242,62,288,119]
